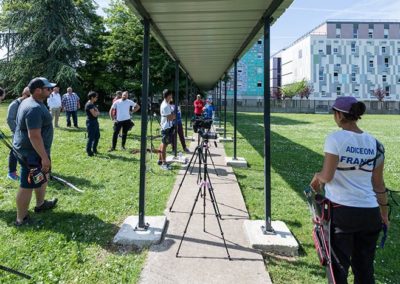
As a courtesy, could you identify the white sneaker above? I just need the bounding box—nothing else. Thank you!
[160,164,171,171]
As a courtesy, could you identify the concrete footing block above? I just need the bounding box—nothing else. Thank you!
[215,127,224,132]
[113,216,167,248]
[243,220,299,257]
[218,137,233,143]
[185,136,195,141]
[166,155,189,164]
[225,157,248,168]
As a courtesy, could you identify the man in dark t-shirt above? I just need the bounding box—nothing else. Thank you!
[85,91,100,156]
[13,77,58,226]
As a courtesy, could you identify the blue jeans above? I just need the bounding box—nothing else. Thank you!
[66,111,78,127]
[86,119,100,154]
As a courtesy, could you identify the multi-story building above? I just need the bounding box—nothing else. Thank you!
[224,39,265,106]
[272,20,400,101]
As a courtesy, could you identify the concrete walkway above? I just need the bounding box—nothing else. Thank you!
[139,136,271,284]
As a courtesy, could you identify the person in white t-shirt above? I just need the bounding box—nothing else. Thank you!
[47,86,62,127]
[158,89,175,170]
[310,96,389,283]
[108,91,140,151]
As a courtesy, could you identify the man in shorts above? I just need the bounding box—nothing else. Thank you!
[158,89,175,170]
[13,77,58,226]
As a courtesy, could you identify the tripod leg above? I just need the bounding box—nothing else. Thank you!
[206,172,223,220]
[203,182,206,232]
[169,147,199,212]
[0,264,32,279]
[176,185,203,258]
[207,148,219,176]
[190,154,198,175]
[207,185,232,260]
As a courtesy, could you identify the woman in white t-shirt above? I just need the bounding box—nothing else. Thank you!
[310,96,389,284]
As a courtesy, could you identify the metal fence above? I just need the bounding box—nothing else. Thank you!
[225,99,400,114]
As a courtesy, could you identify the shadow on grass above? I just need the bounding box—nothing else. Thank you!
[0,210,120,251]
[271,115,311,125]
[235,113,323,200]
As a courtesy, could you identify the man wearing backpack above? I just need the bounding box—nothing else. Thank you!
[6,87,30,181]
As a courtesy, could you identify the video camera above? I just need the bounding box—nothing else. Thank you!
[192,116,213,133]
[191,116,218,140]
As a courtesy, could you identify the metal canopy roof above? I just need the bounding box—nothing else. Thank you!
[125,0,293,90]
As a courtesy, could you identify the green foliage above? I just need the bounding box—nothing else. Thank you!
[100,0,177,100]
[281,79,311,99]
[0,0,101,97]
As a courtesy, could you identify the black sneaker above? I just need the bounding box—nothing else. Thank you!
[157,160,162,166]
[15,215,32,227]
[34,199,58,213]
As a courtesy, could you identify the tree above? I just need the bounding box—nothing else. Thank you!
[373,87,386,102]
[281,79,313,100]
[272,88,282,100]
[298,80,313,99]
[0,0,100,96]
[101,0,177,101]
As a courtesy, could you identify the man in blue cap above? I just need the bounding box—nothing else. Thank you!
[13,77,58,226]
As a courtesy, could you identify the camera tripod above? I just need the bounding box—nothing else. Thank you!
[189,135,219,179]
[175,137,231,260]
[169,137,222,220]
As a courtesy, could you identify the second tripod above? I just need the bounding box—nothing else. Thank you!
[175,137,231,260]
[169,138,221,219]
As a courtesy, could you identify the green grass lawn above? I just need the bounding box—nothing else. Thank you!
[222,112,400,284]
[0,103,182,283]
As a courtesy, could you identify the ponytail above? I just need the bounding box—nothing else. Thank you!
[343,102,366,121]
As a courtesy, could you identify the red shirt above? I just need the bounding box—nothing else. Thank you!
[194,99,204,115]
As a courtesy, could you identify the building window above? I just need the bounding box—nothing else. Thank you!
[333,47,338,53]
[298,49,302,59]
[335,63,341,68]
[398,47,400,54]
[353,24,358,38]
[351,73,356,82]
[319,68,324,81]
[257,82,262,87]
[318,49,324,54]
[383,75,387,82]
[382,46,386,53]
[384,57,389,68]
[351,42,356,53]
[369,59,374,68]
[368,28,373,38]
[238,68,243,73]
[257,52,262,59]
[384,24,389,39]
[336,24,341,38]
[385,86,390,95]
[336,86,341,96]
[257,40,262,44]
[334,72,339,81]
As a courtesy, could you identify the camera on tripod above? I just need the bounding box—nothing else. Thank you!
[192,117,218,140]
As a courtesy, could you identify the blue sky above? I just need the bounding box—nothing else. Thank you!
[2,0,399,59]
[96,0,400,54]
